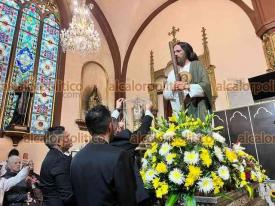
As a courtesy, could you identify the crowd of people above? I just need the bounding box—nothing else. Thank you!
[0,41,212,206]
[0,98,154,206]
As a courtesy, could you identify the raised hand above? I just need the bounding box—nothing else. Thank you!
[116,98,125,110]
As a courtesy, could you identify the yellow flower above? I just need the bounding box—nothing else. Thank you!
[184,165,202,188]
[211,172,224,194]
[152,177,160,189]
[251,173,257,181]
[184,176,196,188]
[156,188,163,198]
[167,123,176,132]
[189,165,202,178]
[240,172,246,181]
[225,148,238,163]
[140,169,146,182]
[169,115,177,123]
[201,136,214,148]
[151,143,158,154]
[200,148,212,167]
[156,131,164,140]
[156,162,167,174]
[171,138,186,147]
[160,182,169,195]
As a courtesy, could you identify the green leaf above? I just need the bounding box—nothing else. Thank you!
[184,194,196,206]
[212,126,224,131]
[165,193,180,206]
[245,185,254,199]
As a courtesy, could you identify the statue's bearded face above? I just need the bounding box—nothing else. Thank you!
[174,44,187,66]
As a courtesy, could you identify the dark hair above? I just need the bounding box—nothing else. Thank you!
[8,149,19,158]
[45,126,65,148]
[85,105,111,135]
[176,42,198,61]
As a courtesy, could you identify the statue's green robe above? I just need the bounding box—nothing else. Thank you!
[163,60,212,121]
[187,61,212,120]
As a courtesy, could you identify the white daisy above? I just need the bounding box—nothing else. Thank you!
[212,132,225,144]
[214,146,224,162]
[218,166,230,180]
[159,142,172,156]
[163,131,176,140]
[182,130,200,142]
[168,168,185,185]
[145,169,157,183]
[184,151,199,165]
[197,177,214,194]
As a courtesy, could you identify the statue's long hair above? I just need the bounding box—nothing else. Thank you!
[176,42,199,61]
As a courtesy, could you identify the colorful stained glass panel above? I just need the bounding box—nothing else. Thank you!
[40,39,58,61]
[0,63,8,83]
[35,75,55,96]
[31,114,51,134]
[42,24,59,45]
[0,43,11,63]
[32,93,53,115]
[0,0,19,9]
[15,47,35,74]
[20,13,40,35]
[17,31,38,50]
[0,22,15,44]
[38,57,57,78]
[23,4,40,20]
[44,14,59,29]
[3,108,15,127]
[0,3,18,26]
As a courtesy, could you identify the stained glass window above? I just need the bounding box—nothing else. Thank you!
[0,0,18,113]
[0,0,61,135]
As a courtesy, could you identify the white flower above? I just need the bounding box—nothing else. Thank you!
[214,146,224,162]
[159,142,172,156]
[212,132,225,144]
[141,158,148,168]
[169,168,185,185]
[218,166,230,180]
[184,151,199,165]
[182,130,200,142]
[233,143,245,152]
[145,169,157,183]
[232,163,244,172]
[163,131,175,140]
[197,177,214,194]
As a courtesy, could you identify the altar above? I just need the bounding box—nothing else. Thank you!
[213,100,275,180]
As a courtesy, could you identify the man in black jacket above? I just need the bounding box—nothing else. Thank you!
[40,126,74,206]
[110,98,153,206]
[71,105,137,206]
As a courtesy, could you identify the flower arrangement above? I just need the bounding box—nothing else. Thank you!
[140,112,267,206]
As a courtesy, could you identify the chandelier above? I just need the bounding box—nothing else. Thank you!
[60,0,100,54]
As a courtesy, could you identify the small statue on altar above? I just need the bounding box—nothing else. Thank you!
[87,85,102,111]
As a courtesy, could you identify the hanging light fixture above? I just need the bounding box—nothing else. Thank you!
[60,0,100,54]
